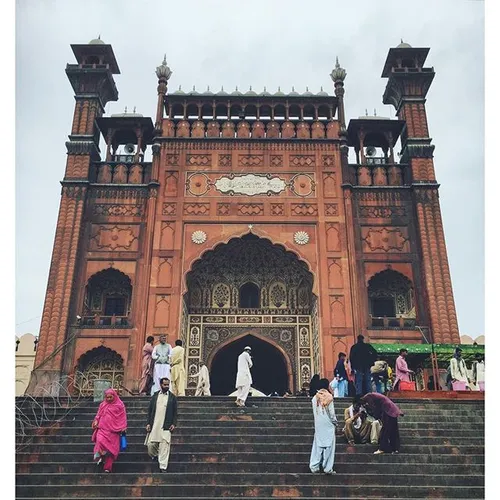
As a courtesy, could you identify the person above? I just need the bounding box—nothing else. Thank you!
[309,378,337,474]
[449,347,471,390]
[309,374,320,397]
[361,392,403,455]
[235,346,253,407]
[151,335,172,394]
[427,375,436,391]
[145,377,178,472]
[349,335,377,396]
[370,357,389,394]
[471,353,485,391]
[332,352,348,397]
[169,339,186,397]
[194,361,211,396]
[394,348,414,390]
[138,336,155,395]
[343,396,371,445]
[91,388,127,473]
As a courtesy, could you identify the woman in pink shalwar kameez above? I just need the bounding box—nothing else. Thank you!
[138,336,155,394]
[91,388,127,472]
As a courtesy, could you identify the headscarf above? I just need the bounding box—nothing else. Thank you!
[94,388,128,433]
[361,392,403,418]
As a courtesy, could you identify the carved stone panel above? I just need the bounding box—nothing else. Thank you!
[270,155,283,167]
[165,154,180,166]
[184,203,211,216]
[165,172,179,197]
[358,206,407,218]
[330,295,346,327]
[238,203,264,216]
[186,154,211,166]
[290,155,316,167]
[92,204,143,217]
[162,203,177,216]
[361,226,410,253]
[158,258,173,288]
[326,223,341,252]
[160,222,175,250]
[218,154,232,167]
[238,154,264,167]
[290,174,315,197]
[89,224,139,251]
[323,172,337,197]
[154,295,170,327]
[291,203,318,216]
[325,204,339,216]
[328,259,343,289]
[217,203,231,216]
[322,156,335,168]
[270,203,285,216]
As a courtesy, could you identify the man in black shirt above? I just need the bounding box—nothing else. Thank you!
[349,335,377,396]
[332,352,348,397]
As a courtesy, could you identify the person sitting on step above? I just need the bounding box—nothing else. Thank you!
[343,395,381,446]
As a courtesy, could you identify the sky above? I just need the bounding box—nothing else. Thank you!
[14,0,484,339]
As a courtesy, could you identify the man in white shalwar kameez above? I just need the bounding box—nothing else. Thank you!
[235,346,253,407]
[151,335,172,394]
[310,378,338,474]
[195,361,211,396]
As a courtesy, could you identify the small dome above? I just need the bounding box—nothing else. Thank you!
[189,85,199,95]
[245,86,257,96]
[289,86,299,96]
[231,86,242,96]
[217,86,228,96]
[316,86,328,96]
[172,85,185,95]
[260,86,271,96]
[396,40,412,49]
[205,85,214,96]
[89,37,105,45]
[274,86,285,96]
[302,86,313,96]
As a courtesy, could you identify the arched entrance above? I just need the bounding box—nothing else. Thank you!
[210,334,290,395]
[181,234,320,394]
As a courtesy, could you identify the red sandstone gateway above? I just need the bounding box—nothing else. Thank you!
[28,39,460,397]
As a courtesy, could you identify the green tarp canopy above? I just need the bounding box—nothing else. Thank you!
[371,343,484,367]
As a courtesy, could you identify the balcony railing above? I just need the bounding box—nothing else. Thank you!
[91,161,152,184]
[188,307,311,315]
[77,315,131,328]
[369,316,416,329]
[348,163,411,187]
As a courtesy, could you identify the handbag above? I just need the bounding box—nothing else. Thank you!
[399,380,416,391]
[120,432,127,451]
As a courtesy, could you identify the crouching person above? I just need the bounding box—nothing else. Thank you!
[145,377,178,472]
[309,378,338,474]
[344,396,381,445]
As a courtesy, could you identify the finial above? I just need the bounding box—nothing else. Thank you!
[330,56,347,84]
[236,85,239,91]
[98,34,101,40]
[207,85,210,92]
[179,85,182,91]
[264,86,267,92]
[133,106,136,113]
[155,54,173,80]
[401,38,404,44]
[221,85,224,91]
[278,86,281,91]
[374,108,377,116]
[124,106,128,113]
[193,85,196,91]
[365,109,368,116]
[292,86,295,91]
[320,86,323,91]
[306,86,309,92]
[250,85,252,91]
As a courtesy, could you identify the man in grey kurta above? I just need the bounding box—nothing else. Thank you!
[310,378,338,474]
[151,335,172,394]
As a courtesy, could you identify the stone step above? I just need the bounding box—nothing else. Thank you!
[15,483,485,499]
[16,451,485,465]
[16,472,484,487]
[18,442,484,454]
[15,461,485,475]
[19,434,483,446]
[22,427,483,439]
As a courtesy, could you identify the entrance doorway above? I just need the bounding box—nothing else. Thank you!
[210,334,290,395]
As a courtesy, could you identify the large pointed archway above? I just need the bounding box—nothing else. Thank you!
[181,234,320,394]
[209,333,291,395]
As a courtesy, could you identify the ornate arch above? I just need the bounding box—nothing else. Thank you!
[74,346,124,396]
[368,269,415,317]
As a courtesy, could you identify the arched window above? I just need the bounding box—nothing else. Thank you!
[239,282,260,308]
[368,270,414,318]
[84,269,132,325]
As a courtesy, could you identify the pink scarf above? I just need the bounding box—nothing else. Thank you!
[92,389,127,458]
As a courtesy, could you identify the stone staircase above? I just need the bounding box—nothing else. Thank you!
[16,396,485,499]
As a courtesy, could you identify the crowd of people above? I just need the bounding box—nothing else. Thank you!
[90,335,484,474]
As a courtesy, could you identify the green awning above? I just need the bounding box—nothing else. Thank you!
[372,343,432,355]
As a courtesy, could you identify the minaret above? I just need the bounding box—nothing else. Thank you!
[29,38,120,392]
[382,42,460,343]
